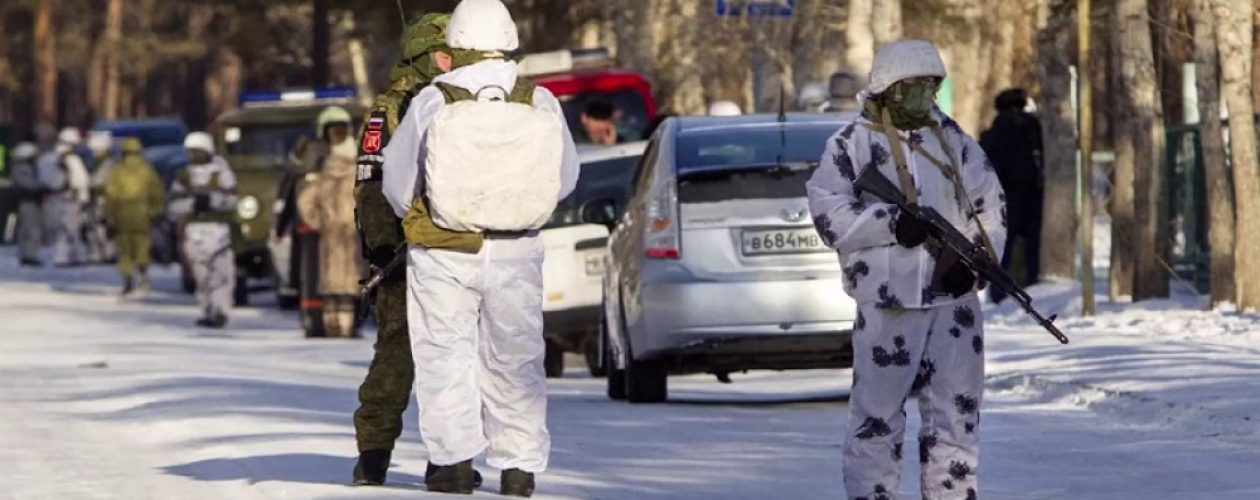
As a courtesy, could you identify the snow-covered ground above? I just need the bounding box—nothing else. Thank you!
[3,246,1260,500]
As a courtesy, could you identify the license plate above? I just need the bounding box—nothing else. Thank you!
[740,228,827,256]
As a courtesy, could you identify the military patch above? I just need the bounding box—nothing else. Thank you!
[362,130,383,153]
[367,116,385,131]
[357,164,375,181]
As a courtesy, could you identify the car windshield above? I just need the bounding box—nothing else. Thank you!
[223,125,314,169]
[675,125,836,202]
[546,154,642,228]
[559,90,651,145]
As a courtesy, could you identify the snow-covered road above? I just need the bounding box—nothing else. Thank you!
[2,253,1259,499]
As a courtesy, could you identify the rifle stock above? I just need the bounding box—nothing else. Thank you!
[854,167,1070,344]
[357,243,409,321]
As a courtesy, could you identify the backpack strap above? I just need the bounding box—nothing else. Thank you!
[508,77,536,105]
[435,82,475,104]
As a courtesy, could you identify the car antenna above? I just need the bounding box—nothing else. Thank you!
[776,85,787,168]
[395,0,407,27]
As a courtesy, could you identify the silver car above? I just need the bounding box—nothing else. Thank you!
[584,114,858,403]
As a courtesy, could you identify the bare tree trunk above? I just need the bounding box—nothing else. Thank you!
[1038,0,1079,281]
[871,0,903,47]
[845,0,875,75]
[1109,2,1137,300]
[1118,0,1170,300]
[1213,0,1260,309]
[34,0,57,125]
[1196,0,1237,307]
[103,0,123,120]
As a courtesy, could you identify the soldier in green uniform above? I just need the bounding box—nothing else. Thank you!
[351,12,467,486]
[102,138,165,296]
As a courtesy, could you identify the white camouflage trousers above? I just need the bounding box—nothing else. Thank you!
[406,238,550,473]
[46,195,86,265]
[17,201,43,262]
[183,222,235,320]
[844,296,984,500]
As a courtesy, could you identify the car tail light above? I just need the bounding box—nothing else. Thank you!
[645,178,680,260]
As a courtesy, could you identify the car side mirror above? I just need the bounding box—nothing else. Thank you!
[580,198,618,228]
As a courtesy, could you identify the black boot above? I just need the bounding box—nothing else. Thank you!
[352,449,390,486]
[195,312,228,329]
[121,276,134,296]
[425,459,476,494]
[500,469,535,498]
[426,462,483,488]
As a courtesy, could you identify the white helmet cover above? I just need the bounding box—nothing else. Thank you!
[707,100,743,117]
[57,127,82,146]
[184,131,215,155]
[13,142,38,160]
[447,0,520,52]
[867,40,948,95]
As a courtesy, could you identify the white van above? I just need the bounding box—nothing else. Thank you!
[541,141,648,377]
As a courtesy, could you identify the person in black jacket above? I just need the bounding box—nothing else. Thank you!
[980,88,1044,302]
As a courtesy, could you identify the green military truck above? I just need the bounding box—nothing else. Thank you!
[212,89,363,336]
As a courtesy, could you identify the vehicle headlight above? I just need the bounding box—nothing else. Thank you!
[237,195,260,220]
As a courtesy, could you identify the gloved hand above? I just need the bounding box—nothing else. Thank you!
[194,193,211,214]
[893,211,933,248]
[932,247,976,298]
[368,245,395,269]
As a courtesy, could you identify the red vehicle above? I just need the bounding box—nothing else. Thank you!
[521,49,658,144]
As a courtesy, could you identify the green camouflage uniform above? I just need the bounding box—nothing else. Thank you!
[352,13,450,453]
[103,139,165,278]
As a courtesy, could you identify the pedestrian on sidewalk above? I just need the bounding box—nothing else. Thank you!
[103,138,165,296]
[806,40,1007,500]
[381,0,579,495]
[980,88,1044,302]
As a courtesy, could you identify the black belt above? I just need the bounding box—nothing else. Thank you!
[484,230,533,240]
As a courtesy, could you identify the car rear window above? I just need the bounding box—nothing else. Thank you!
[675,125,835,202]
[675,126,836,172]
[546,155,642,228]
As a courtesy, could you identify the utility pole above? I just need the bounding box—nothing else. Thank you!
[1078,0,1096,315]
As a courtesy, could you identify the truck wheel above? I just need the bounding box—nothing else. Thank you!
[544,338,565,378]
[625,355,667,404]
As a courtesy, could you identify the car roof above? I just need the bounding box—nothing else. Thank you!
[673,113,846,135]
[214,102,365,127]
[578,141,649,164]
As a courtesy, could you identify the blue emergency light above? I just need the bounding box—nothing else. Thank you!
[239,87,356,106]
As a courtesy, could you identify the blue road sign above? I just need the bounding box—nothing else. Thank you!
[716,0,795,18]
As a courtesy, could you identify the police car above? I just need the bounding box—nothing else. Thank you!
[540,141,647,377]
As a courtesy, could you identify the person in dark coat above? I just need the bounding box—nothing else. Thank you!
[979,88,1043,302]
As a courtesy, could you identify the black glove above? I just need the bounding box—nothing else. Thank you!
[194,193,211,213]
[932,247,976,298]
[893,212,933,248]
[368,245,395,269]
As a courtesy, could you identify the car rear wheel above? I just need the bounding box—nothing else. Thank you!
[544,338,565,378]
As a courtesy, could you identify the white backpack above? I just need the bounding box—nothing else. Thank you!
[424,79,564,233]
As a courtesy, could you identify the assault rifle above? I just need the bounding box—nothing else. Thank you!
[357,243,408,321]
[853,167,1070,344]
